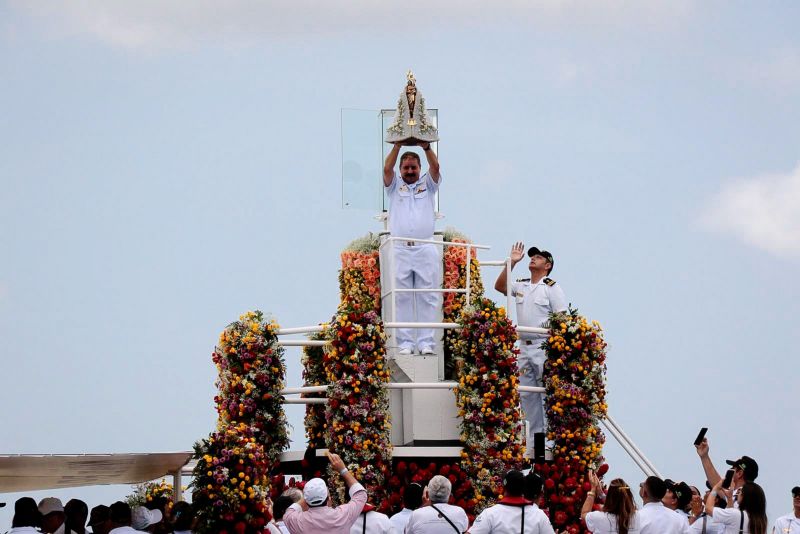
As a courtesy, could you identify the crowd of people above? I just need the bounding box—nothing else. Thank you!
[3,496,195,534]
[10,444,796,534]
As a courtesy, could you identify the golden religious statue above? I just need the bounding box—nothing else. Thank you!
[385,70,439,145]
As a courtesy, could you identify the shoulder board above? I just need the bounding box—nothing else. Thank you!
[515,278,530,282]
[543,278,556,286]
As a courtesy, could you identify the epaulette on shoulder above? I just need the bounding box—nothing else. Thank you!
[516,278,530,282]
[543,277,556,286]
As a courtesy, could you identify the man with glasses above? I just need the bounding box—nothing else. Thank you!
[772,487,800,534]
[495,242,567,458]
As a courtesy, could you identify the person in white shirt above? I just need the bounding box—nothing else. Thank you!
[468,469,554,534]
[390,482,424,534]
[8,497,42,534]
[772,486,800,534]
[705,480,768,534]
[405,475,469,534]
[383,142,442,355]
[349,505,395,534]
[637,476,690,534]
[664,480,693,528]
[688,485,725,534]
[695,439,759,510]
[494,242,567,456]
[108,502,139,534]
[581,470,639,534]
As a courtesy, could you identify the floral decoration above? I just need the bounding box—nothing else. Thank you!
[452,298,525,514]
[385,459,477,521]
[339,234,381,313]
[442,228,485,379]
[323,303,392,511]
[191,310,289,534]
[535,307,608,533]
[126,479,175,513]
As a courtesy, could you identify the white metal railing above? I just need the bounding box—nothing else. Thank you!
[379,236,490,326]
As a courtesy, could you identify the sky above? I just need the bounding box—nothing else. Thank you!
[2,0,800,526]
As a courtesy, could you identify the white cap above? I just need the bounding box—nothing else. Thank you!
[131,506,163,529]
[303,478,329,507]
[38,497,64,516]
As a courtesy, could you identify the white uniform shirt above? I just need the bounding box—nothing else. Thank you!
[469,502,554,534]
[510,278,568,338]
[350,510,395,534]
[710,507,748,534]
[390,508,414,534]
[585,510,641,534]
[386,172,440,240]
[639,502,690,534]
[689,513,725,534]
[405,503,468,534]
[774,513,800,534]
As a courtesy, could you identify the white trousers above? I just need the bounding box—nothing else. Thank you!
[519,340,548,449]
[393,243,442,350]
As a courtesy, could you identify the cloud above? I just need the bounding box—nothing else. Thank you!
[700,163,800,258]
[8,0,693,50]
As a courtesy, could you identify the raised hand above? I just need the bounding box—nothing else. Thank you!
[510,242,525,263]
[695,438,709,458]
[327,451,346,472]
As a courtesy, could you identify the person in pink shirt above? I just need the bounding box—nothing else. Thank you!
[283,452,368,534]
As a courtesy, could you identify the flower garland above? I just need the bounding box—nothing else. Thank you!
[302,330,329,450]
[442,228,484,379]
[536,308,608,534]
[339,234,381,313]
[453,298,525,514]
[191,310,289,534]
[323,304,392,510]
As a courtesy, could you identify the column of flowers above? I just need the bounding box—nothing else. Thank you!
[536,308,608,534]
[191,310,290,534]
[453,298,526,514]
[324,303,392,509]
[324,234,391,508]
[442,228,485,379]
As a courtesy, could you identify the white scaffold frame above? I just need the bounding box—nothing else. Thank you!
[274,236,662,478]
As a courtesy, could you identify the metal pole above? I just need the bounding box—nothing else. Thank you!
[277,325,326,335]
[604,414,662,477]
[600,419,654,476]
[505,257,512,320]
[465,244,472,305]
[278,340,328,347]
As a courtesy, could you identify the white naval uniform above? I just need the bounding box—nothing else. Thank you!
[710,508,748,534]
[774,514,800,534]
[468,501,555,534]
[385,171,442,351]
[349,510,396,534]
[690,513,725,534]
[639,502,691,534]
[510,276,567,445]
[585,510,641,534]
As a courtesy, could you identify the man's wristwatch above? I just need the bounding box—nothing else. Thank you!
[423,145,432,151]
[339,467,348,476]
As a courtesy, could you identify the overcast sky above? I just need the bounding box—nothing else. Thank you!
[2,0,799,526]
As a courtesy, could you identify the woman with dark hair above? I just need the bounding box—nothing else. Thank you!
[706,480,768,534]
[581,470,639,534]
[171,501,196,534]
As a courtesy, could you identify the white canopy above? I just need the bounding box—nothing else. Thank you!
[0,453,193,493]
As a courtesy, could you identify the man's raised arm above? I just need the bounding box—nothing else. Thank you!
[494,242,525,295]
[421,142,440,183]
[383,143,401,187]
[695,438,722,487]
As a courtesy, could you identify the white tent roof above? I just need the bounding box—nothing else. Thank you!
[0,453,193,493]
